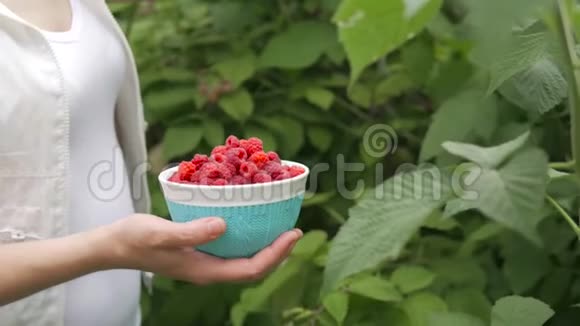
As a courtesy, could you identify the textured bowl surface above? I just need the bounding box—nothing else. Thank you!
[158,161,309,258]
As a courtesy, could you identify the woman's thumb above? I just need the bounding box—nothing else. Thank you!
[162,217,226,247]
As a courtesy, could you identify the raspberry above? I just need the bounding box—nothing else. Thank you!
[227,147,247,160]
[168,172,182,183]
[230,175,250,185]
[211,153,227,164]
[240,138,263,156]
[240,161,258,179]
[267,151,281,163]
[249,151,269,169]
[252,172,272,183]
[223,162,237,176]
[274,170,291,181]
[190,171,201,183]
[177,161,196,180]
[200,162,221,179]
[263,161,283,178]
[288,166,305,177]
[199,177,212,185]
[211,145,228,156]
[191,154,209,168]
[226,135,240,148]
[212,178,228,186]
[226,148,247,168]
[215,163,234,180]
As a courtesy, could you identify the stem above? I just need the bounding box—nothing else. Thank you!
[549,160,576,170]
[556,1,580,176]
[334,96,373,121]
[546,195,580,237]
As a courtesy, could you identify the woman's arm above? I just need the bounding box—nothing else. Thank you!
[0,214,301,305]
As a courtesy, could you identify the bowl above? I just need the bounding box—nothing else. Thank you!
[158,160,309,258]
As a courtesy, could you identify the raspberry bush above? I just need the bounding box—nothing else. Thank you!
[110,0,580,325]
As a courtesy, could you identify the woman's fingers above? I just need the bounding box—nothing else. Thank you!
[192,229,302,283]
[151,217,226,248]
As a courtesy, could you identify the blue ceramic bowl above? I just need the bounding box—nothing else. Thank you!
[158,161,309,258]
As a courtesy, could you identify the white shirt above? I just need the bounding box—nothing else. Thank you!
[0,0,150,324]
[40,1,141,325]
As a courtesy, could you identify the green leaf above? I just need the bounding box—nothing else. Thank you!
[347,275,403,302]
[303,192,336,207]
[420,90,498,161]
[218,88,254,122]
[391,266,436,294]
[162,122,204,159]
[214,52,256,88]
[428,312,485,326]
[202,117,225,147]
[261,116,304,158]
[305,87,335,110]
[402,292,448,326]
[499,58,567,114]
[476,32,550,94]
[402,39,435,85]
[259,21,337,69]
[243,126,277,151]
[292,230,328,260]
[308,126,334,152]
[442,131,530,169]
[333,0,443,83]
[491,296,554,326]
[231,259,303,326]
[430,258,486,290]
[144,86,195,122]
[442,140,548,244]
[501,235,551,293]
[445,288,492,323]
[322,168,451,293]
[323,291,349,325]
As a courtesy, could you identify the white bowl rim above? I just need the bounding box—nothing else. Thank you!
[158,160,310,190]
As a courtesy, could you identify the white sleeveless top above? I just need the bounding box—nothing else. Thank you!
[4,0,142,325]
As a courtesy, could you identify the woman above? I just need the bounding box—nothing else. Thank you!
[0,0,302,325]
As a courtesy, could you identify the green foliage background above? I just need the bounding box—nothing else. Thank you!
[109,0,580,325]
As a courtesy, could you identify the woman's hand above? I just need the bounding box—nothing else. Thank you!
[104,214,302,284]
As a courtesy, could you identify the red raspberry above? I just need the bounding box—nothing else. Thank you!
[211,153,227,164]
[274,170,291,181]
[191,154,209,168]
[230,175,250,185]
[249,151,269,169]
[211,145,228,156]
[288,166,305,177]
[267,151,281,163]
[200,162,221,179]
[240,161,258,179]
[177,161,196,181]
[199,177,212,185]
[223,162,237,176]
[227,147,247,160]
[240,138,263,156]
[226,148,247,168]
[168,172,182,183]
[252,172,272,183]
[190,171,201,183]
[226,135,240,148]
[263,161,283,179]
[212,178,228,186]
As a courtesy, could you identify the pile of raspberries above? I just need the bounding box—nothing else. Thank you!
[169,135,306,185]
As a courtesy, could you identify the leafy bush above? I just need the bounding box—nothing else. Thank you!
[110,0,580,325]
